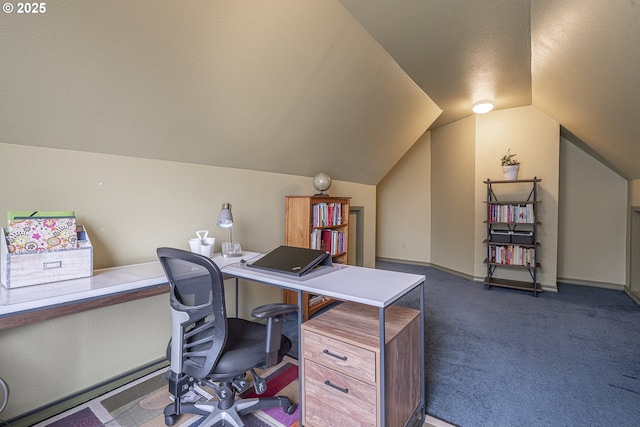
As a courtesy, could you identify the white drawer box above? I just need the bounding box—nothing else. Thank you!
[1,226,93,288]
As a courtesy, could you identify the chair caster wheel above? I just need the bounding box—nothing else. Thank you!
[284,403,297,415]
[165,414,179,426]
[253,376,267,394]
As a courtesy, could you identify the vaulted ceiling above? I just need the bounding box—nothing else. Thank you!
[2,1,639,183]
[340,0,640,179]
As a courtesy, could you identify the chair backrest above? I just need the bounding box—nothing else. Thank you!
[157,247,227,379]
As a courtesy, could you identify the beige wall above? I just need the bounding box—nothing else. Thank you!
[558,137,627,288]
[378,105,561,287]
[379,104,630,293]
[631,180,640,206]
[0,143,376,419]
[376,131,431,263]
[431,116,477,276]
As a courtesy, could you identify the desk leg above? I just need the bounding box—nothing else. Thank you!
[379,306,386,426]
[297,290,304,426]
[420,280,426,422]
[235,278,239,318]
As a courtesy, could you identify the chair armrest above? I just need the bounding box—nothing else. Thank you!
[252,303,297,368]
[251,303,297,319]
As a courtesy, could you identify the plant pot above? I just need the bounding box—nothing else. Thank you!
[502,165,520,180]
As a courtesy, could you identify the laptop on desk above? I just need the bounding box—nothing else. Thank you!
[246,245,332,277]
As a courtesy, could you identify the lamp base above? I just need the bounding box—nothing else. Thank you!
[222,241,243,258]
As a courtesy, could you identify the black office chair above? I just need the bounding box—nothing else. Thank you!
[157,247,298,427]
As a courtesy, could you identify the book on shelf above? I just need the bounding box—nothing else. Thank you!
[321,229,332,254]
[312,202,343,227]
[310,229,345,255]
[309,294,326,306]
[321,229,344,255]
[488,203,534,223]
[488,244,535,266]
[310,229,321,250]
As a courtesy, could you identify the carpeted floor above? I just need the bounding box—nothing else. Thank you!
[36,357,300,427]
[376,261,640,427]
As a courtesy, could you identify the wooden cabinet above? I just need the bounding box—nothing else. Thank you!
[484,178,542,295]
[301,302,421,427]
[283,196,350,319]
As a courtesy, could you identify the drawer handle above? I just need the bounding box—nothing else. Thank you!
[43,261,63,270]
[323,349,347,361]
[324,380,349,394]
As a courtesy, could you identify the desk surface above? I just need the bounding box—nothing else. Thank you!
[224,261,424,308]
[0,254,253,318]
[1,252,425,318]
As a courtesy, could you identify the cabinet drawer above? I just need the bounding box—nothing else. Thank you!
[302,329,376,383]
[304,359,376,427]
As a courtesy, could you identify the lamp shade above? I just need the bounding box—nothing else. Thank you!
[217,203,234,228]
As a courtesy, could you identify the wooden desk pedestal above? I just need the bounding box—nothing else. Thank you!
[301,302,421,426]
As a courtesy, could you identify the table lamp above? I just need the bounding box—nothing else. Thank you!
[217,202,242,257]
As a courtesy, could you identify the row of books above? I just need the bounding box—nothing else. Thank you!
[488,245,535,266]
[312,202,343,227]
[310,229,345,255]
[309,295,327,307]
[488,203,534,223]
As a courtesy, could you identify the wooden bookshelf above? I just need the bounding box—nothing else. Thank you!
[283,195,350,319]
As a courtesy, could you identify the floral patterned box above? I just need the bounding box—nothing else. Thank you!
[1,225,93,288]
[7,213,78,253]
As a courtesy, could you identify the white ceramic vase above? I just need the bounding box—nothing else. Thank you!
[502,165,520,180]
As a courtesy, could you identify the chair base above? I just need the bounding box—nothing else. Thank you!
[164,396,296,427]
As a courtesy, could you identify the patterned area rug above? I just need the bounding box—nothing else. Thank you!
[38,357,300,427]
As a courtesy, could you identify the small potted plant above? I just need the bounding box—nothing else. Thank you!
[501,148,520,180]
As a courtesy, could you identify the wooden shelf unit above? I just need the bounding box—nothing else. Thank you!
[283,195,350,319]
[483,178,542,296]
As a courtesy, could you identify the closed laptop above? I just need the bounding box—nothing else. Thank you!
[247,245,332,276]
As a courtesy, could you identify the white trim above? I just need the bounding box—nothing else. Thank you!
[424,414,457,427]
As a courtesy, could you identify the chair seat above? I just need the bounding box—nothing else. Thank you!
[190,318,291,380]
[167,319,292,380]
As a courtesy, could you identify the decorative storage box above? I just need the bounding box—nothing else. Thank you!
[6,211,79,253]
[511,231,534,245]
[490,229,511,243]
[1,225,93,288]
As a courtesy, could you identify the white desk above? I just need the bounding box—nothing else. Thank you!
[223,261,423,308]
[223,260,426,426]
[0,253,426,426]
[0,253,257,330]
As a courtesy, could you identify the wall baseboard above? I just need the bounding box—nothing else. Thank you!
[376,256,431,267]
[376,257,474,281]
[557,277,625,291]
[377,258,626,293]
[626,289,640,305]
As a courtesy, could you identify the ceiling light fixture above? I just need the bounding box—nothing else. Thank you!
[472,101,494,114]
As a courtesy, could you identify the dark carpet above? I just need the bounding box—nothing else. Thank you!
[285,261,640,427]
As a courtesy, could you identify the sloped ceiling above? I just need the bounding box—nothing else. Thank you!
[339,0,533,130]
[0,0,440,186]
[2,0,639,182]
[340,0,640,179]
[531,0,640,178]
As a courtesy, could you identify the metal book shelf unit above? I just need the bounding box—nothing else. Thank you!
[483,178,542,296]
